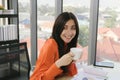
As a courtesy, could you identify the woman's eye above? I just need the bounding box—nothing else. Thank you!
[72,26,76,30]
[63,26,67,30]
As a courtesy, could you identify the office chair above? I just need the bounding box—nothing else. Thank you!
[0,42,31,80]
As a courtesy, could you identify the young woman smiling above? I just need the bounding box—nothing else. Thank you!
[30,12,79,80]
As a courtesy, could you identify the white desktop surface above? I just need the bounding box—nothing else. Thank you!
[73,62,120,80]
[103,64,120,80]
[104,62,120,80]
[107,69,120,80]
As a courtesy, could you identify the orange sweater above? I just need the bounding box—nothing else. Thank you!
[30,38,77,80]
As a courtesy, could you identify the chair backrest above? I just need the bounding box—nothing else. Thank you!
[0,42,31,80]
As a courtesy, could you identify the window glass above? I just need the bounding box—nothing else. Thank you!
[37,0,55,56]
[18,0,31,59]
[96,0,120,67]
[63,0,90,64]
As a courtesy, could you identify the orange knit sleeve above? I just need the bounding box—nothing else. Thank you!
[30,39,63,80]
[67,62,77,76]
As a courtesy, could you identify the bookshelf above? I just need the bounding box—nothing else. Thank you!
[0,0,19,78]
[0,0,19,45]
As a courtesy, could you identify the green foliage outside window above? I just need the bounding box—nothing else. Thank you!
[78,25,89,47]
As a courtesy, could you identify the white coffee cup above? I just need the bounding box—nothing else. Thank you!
[70,47,83,60]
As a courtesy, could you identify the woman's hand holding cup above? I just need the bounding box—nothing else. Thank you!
[55,52,74,68]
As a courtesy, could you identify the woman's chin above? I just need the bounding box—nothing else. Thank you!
[64,39,72,43]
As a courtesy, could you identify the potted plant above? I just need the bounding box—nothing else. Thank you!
[0,5,4,14]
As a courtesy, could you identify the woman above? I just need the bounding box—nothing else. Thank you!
[30,12,79,80]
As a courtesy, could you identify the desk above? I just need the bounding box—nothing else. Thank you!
[107,69,120,80]
[56,62,120,80]
[103,62,120,80]
[56,75,72,80]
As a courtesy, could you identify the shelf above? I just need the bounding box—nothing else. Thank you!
[0,14,18,18]
[0,0,20,79]
[0,39,19,45]
[0,0,19,45]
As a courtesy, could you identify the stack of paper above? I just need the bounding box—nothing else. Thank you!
[71,65,108,80]
[83,65,108,77]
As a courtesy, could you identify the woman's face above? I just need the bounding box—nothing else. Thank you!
[60,19,76,43]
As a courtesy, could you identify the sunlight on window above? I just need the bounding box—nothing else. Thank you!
[63,0,90,63]
[37,0,55,56]
[96,0,120,66]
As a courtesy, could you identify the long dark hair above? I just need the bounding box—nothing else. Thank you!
[51,12,79,72]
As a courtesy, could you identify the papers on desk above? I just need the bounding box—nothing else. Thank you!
[83,65,108,77]
[71,65,108,80]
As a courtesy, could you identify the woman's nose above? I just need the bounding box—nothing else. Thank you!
[66,29,71,33]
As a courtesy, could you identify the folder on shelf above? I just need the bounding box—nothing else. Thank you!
[0,26,4,41]
[0,24,17,41]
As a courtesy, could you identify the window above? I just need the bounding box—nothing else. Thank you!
[63,0,90,63]
[93,0,120,68]
[18,0,31,60]
[37,0,56,56]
